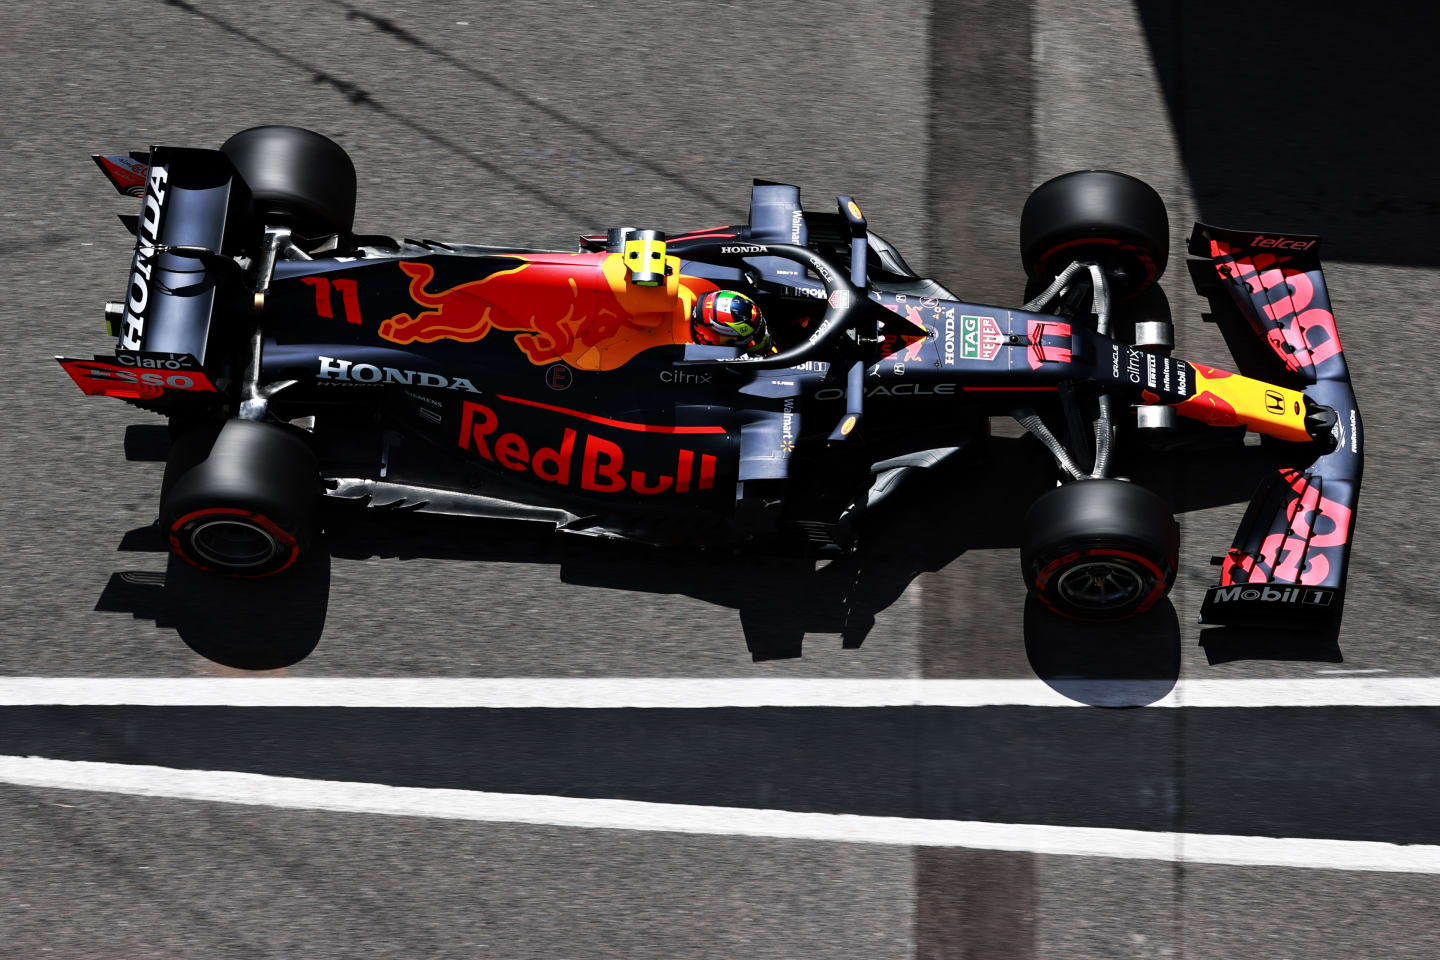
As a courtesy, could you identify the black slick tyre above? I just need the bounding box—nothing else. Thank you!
[161,419,318,577]
[1020,170,1168,299]
[1021,479,1179,621]
[220,125,357,241]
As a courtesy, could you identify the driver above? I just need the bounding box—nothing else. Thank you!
[691,290,772,354]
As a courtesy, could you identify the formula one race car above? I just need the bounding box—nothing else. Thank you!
[65,126,1362,624]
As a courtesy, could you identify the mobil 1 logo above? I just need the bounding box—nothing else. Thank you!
[1207,584,1336,606]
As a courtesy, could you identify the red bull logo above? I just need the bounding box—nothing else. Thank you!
[1221,468,1352,587]
[380,254,717,371]
[1209,238,1341,374]
[458,399,720,496]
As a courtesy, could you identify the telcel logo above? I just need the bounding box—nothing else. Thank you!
[1251,235,1316,250]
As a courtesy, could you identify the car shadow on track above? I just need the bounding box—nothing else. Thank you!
[1023,597,1181,707]
[96,524,330,670]
[316,432,1091,665]
[98,424,1342,676]
[1137,1,1440,268]
[1198,622,1343,666]
[92,432,1049,670]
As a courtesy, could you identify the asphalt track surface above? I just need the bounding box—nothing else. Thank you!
[3,1,1439,957]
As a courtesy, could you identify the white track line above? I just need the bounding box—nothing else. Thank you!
[1,755,1435,874]
[1,677,1438,708]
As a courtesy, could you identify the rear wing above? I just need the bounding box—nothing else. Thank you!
[64,146,248,408]
[1188,224,1363,626]
[98,145,245,361]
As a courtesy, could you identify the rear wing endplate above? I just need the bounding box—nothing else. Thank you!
[105,145,243,361]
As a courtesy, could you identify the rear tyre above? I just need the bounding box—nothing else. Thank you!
[1020,170,1168,299]
[220,125,357,242]
[161,419,318,577]
[1020,479,1179,621]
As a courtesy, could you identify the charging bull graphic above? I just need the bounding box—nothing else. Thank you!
[1177,366,1240,427]
[880,302,929,362]
[379,253,718,371]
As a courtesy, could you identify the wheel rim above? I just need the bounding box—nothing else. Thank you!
[1054,559,1148,611]
[189,518,283,570]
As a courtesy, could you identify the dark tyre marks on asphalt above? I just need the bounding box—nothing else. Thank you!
[924,3,1039,953]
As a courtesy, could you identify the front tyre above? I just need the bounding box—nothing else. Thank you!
[161,419,318,577]
[1020,170,1169,300]
[1020,479,1179,621]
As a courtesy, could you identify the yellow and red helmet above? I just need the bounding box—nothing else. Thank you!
[691,290,770,353]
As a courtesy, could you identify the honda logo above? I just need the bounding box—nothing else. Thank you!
[1265,390,1285,415]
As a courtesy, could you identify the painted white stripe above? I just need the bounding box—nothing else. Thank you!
[2,755,1435,874]
[0,677,1438,708]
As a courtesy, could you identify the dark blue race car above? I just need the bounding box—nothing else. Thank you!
[66,126,1362,626]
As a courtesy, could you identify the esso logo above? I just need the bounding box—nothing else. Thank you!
[114,369,195,388]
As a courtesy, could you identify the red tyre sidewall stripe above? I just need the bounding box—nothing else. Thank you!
[1034,546,1170,619]
[1034,236,1158,296]
[168,507,300,578]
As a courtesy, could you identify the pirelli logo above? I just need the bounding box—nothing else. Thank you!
[1208,585,1335,606]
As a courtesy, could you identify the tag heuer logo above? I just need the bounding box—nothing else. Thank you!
[959,315,1003,361]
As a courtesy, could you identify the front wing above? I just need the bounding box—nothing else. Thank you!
[1188,224,1363,626]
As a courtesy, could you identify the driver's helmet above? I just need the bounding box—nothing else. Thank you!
[691,290,771,353]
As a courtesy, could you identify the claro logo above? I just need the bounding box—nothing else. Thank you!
[458,401,718,496]
[114,353,189,369]
[119,164,170,351]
